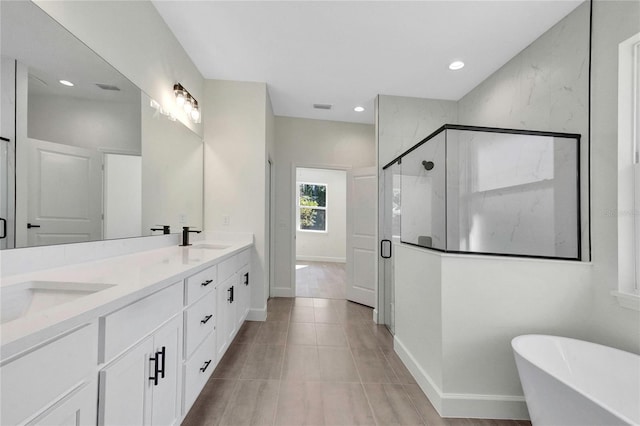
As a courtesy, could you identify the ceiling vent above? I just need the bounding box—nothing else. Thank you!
[95,83,121,91]
[313,103,332,110]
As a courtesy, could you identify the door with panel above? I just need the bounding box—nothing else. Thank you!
[346,167,378,307]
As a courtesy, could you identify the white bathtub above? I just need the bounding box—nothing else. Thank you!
[512,335,640,426]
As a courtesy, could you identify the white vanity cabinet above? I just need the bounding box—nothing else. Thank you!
[0,322,98,426]
[181,264,217,415]
[98,282,183,426]
[216,249,251,360]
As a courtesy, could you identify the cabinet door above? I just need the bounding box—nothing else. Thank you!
[28,381,97,426]
[150,315,182,426]
[216,275,236,359]
[99,336,154,426]
[236,266,250,329]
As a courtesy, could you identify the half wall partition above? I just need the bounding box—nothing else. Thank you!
[383,124,581,260]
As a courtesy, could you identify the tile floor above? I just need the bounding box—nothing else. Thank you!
[182,297,532,426]
[296,262,346,299]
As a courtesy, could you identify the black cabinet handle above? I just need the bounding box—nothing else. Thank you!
[149,352,160,386]
[200,360,212,373]
[381,239,392,259]
[230,286,234,303]
[227,286,234,303]
[27,223,41,229]
[201,314,213,324]
[201,279,213,287]
[244,272,249,286]
[0,218,6,239]
[159,346,166,379]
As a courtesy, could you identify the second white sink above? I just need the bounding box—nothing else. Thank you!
[1,281,116,324]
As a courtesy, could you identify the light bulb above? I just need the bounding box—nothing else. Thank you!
[190,106,200,122]
[449,60,465,70]
[184,97,193,114]
[354,106,365,112]
[176,91,186,106]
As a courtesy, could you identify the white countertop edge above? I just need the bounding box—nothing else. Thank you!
[1,238,254,361]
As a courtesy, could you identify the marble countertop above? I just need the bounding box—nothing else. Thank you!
[0,237,253,360]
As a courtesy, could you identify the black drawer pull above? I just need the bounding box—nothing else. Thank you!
[244,272,249,286]
[201,279,213,287]
[201,314,213,324]
[200,360,212,373]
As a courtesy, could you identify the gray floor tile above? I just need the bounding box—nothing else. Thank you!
[282,345,322,381]
[317,346,360,382]
[241,344,285,379]
[182,378,237,426]
[352,347,400,384]
[321,382,376,425]
[274,381,325,425]
[315,323,348,347]
[363,383,424,425]
[287,322,317,345]
[213,343,251,379]
[255,321,288,345]
[219,380,279,426]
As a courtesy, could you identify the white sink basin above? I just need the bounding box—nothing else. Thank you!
[192,243,231,250]
[1,281,115,324]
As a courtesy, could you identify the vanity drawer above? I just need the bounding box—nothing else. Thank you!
[238,249,250,269]
[185,265,217,305]
[183,330,216,413]
[100,282,183,363]
[184,290,216,358]
[0,322,97,426]
[217,256,237,284]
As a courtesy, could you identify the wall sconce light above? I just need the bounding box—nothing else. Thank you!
[174,83,200,123]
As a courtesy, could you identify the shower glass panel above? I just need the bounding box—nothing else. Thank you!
[387,125,580,260]
[400,130,446,250]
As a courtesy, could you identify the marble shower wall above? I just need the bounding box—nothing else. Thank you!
[457,2,590,260]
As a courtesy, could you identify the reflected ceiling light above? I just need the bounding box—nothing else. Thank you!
[59,80,74,87]
[449,60,465,70]
[354,106,365,112]
[173,83,201,123]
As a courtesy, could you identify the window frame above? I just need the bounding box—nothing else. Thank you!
[616,31,640,310]
[297,181,328,233]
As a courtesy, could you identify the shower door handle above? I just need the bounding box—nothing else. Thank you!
[381,239,392,259]
[0,218,6,239]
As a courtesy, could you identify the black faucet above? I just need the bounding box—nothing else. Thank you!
[150,225,171,235]
[180,226,201,246]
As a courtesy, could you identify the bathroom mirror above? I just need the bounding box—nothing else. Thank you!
[0,1,203,249]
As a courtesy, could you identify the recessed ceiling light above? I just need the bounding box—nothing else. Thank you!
[354,106,365,112]
[449,61,465,71]
[59,80,74,87]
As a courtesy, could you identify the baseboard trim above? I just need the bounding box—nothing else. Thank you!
[373,309,379,324]
[394,336,530,420]
[271,287,294,298]
[295,256,346,263]
[247,306,267,321]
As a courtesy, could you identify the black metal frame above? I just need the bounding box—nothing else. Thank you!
[383,124,582,262]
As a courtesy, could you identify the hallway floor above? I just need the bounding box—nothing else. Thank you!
[182,297,531,426]
[296,262,346,299]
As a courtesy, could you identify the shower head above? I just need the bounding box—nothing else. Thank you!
[422,160,434,171]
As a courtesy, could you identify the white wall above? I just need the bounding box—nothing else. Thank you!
[204,79,269,319]
[274,116,375,297]
[33,0,204,138]
[589,0,640,353]
[295,167,347,263]
[28,94,141,154]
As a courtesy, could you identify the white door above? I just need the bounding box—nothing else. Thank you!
[103,153,142,239]
[346,167,377,307]
[26,139,102,246]
[0,139,8,249]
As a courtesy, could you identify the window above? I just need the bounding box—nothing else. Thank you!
[616,31,640,309]
[298,183,327,232]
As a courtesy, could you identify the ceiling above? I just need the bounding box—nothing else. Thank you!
[152,0,583,125]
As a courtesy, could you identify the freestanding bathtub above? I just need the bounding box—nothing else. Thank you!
[512,335,640,426]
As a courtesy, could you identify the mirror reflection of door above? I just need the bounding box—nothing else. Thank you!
[103,153,142,240]
[22,139,102,247]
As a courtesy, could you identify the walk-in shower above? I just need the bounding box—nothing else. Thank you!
[383,124,581,261]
